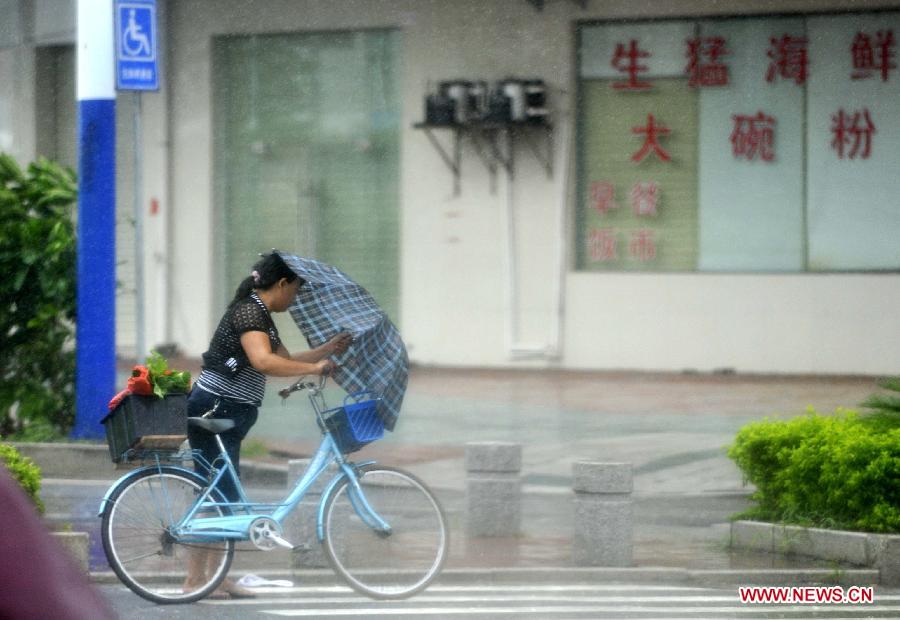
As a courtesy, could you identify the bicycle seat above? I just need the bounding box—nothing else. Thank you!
[188,417,236,434]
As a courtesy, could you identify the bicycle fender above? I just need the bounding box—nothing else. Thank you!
[316,460,377,542]
[97,464,201,517]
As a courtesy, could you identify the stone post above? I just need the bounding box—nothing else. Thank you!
[572,461,633,566]
[879,537,900,587]
[465,442,522,537]
[51,532,90,573]
[283,459,336,568]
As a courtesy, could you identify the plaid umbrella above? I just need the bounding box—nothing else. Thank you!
[276,252,408,431]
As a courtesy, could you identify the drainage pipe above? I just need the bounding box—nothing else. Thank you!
[503,94,572,361]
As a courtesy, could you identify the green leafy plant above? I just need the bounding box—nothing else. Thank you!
[860,377,900,430]
[145,352,192,398]
[728,408,900,533]
[0,443,45,514]
[0,154,77,439]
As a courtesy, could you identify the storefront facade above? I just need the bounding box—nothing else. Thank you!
[1,0,898,374]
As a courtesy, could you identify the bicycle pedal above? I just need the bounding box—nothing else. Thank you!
[375,527,393,539]
[266,532,296,550]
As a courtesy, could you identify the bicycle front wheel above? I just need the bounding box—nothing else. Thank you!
[322,464,449,599]
[101,467,234,604]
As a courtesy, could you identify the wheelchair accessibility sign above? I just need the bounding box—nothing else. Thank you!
[115,0,159,90]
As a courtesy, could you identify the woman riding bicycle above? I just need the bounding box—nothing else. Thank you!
[184,251,351,599]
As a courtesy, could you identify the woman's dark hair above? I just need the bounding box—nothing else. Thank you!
[230,251,300,306]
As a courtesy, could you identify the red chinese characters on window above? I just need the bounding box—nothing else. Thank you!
[631,114,671,163]
[611,39,652,90]
[730,112,776,162]
[588,228,618,262]
[589,228,658,263]
[766,34,808,85]
[831,108,876,160]
[629,229,657,262]
[630,182,659,216]
[851,30,896,81]
[685,36,730,87]
[590,181,620,215]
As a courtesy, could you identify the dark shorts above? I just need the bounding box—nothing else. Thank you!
[186,386,259,502]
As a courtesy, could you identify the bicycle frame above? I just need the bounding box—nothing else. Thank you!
[99,381,392,547]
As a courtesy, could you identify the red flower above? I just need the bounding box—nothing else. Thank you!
[127,365,153,395]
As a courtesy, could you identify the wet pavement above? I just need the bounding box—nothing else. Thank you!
[258,367,877,571]
[77,364,879,573]
[256,367,876,492]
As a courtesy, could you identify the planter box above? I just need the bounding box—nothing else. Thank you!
[51,531,89,573]
[100,394,188,462]
[730,520,900,586]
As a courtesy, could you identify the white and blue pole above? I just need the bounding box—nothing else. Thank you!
[72,0,116,439]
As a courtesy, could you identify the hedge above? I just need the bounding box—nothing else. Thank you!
[0,153,77,438]
[728,408,900,534]
[0,443,44,514]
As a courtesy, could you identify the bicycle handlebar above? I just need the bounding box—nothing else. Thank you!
[279,373,327,400]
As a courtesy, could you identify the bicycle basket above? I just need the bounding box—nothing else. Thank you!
[321,393,384,454]
[100,393,188,463]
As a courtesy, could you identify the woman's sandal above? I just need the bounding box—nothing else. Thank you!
[183,581,232,600]
[205,588,231,600]
[221,578,257,599]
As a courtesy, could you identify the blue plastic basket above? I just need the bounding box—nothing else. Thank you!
[322,392,384,453]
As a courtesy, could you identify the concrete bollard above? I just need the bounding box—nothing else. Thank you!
[879,537,900,587]
[572,461,633,566]
[51,531,90,573]
[283,459,337,568]
[465,442,522,537]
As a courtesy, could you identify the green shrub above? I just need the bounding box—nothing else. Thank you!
[728,408,900,533]
[860,376,900,431]
[0,443,44,514]
[0,154,77,439]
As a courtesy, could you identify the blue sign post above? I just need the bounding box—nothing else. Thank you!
[115,0,158,368]
[115,0,159,91]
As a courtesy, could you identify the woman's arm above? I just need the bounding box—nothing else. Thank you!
[275,333,353,363]
[242,331,334,377]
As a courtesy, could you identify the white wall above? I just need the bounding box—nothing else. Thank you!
[0,0,32,159]
[0,49,36,163]
[163,0,900,374]
[566,273,900,375]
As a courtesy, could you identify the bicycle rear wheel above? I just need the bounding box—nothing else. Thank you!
[322,464,448,599]
[101,466,234,604]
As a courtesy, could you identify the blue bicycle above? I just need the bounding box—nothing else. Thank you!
[98,376,448,604]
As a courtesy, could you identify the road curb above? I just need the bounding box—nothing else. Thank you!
[90,566,881,588]
[13,441,288,487]
[13,442,114,480]
[442,567,881,587]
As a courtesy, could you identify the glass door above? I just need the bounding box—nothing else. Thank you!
[214,30,401,352]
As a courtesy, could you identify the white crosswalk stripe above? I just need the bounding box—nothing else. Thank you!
[199,583,900,618]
